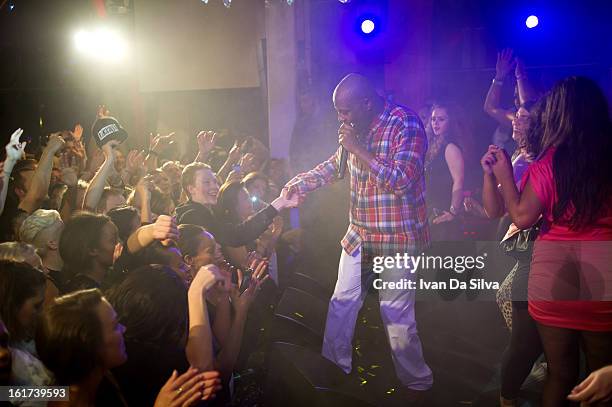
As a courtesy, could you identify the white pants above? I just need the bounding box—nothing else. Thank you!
[321,246,433,390]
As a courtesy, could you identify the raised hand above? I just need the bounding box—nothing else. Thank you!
[495,49,515,80]
[239,153,256,174]
[135,175,154,202]
[5,128,27,162]
[154,368,222,407]
[151,215,179,241]
[227,141,241,163]
[150,132,176,154]
[72,124,84,142]
[97,105,111,119]
[61,167,79,187]
[197,131,217,154]
[126,149,146,175]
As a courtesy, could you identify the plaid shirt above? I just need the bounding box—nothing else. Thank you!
[286,102,430,257]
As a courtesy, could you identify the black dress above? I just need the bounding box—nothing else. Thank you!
[424,141,462,241]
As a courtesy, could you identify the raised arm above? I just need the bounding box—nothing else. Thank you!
[186,265,222,372]
[283,148,340,199]
[216,142,242,183]
[484,49,516,127]
[126,215,178,254]
[1,129,27,216]
[514,58,537,106]
[20,134,66,213]
[83,141,117,211]
[217,188,298,247]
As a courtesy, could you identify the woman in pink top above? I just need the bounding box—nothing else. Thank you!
[486,76,612,407]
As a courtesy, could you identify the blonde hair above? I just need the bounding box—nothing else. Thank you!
[19,209,62,245]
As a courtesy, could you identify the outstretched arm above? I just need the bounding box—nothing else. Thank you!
[283,148,340,199]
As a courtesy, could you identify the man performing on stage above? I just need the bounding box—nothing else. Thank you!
[283,73,433,394]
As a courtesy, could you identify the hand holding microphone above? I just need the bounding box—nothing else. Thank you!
[338,122,358,179]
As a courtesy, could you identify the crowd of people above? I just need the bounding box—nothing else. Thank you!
[0,47,611,407]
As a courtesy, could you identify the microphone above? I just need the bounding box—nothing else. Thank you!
[338,146,348,179]
[338,122,353,179]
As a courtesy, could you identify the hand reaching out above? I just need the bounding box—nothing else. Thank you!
[5,128,27,162]
[270,186,301,210]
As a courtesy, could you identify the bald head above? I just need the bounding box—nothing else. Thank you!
[334,74,378,103]
[333,73,383,131]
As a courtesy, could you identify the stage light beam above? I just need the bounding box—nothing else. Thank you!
[525,15,539,29]
[361,19,375,34]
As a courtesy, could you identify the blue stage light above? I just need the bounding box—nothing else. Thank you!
[526,15,539,29]
[361,19,375,34]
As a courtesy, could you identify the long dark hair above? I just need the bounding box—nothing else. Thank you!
[430,102,474,162]
[540,76,612,229]
[0,261,46,340]
[520,99,545,160]
[105,265,188,348]
[36,289,105,385]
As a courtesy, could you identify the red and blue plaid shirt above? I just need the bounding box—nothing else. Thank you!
[286,102,430,256]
